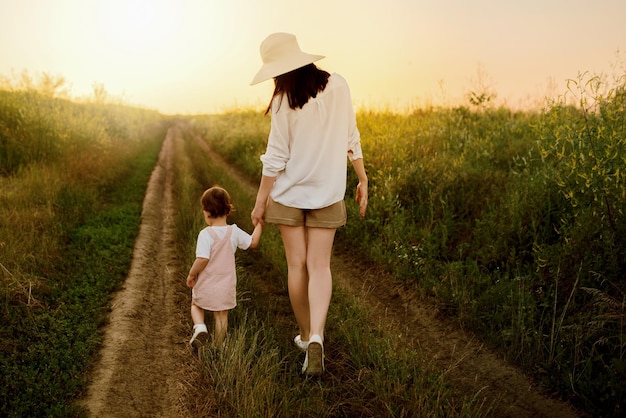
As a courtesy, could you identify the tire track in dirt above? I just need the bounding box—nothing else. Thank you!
[193,131,582,417]
[330,259,583,417]
[80,128,186,417]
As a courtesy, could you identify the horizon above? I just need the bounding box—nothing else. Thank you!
[1,0,625,114]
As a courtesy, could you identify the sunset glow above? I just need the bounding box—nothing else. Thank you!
[95,0,183,54]
[0,0,625,114]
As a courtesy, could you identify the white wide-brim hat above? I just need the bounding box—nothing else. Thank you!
[250,33,325,85]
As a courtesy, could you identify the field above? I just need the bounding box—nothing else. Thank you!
[189,71,625,416]
[1,71,624,416]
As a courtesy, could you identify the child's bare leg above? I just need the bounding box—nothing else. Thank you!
[189,303,208,346]
[213,310,228,344]
[190,303,205,325]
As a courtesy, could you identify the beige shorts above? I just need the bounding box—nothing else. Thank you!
[264,198,346,228]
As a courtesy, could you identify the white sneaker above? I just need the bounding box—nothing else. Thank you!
[189,330,208,346]
[189,324,208,347]
[294,335,308,352]
[302,334,324,376]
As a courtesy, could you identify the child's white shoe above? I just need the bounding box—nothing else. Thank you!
[189,324,208,348]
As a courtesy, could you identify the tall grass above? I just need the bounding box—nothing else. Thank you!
[533,71,626,411]
[189,69,625,415]
[3,68,622,415]
[0,86,165,416]
[172,124,487,416]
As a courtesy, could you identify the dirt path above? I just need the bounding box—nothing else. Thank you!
[79,128,187,417]
[80,125,582,417]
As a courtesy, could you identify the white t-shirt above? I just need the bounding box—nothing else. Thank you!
[260,73,363,209]
[195,224,252,259]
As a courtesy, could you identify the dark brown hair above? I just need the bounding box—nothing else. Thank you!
[264,63,330,115]
[200,186,234,218]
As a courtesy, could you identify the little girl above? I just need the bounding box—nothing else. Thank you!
[186,186,262,349]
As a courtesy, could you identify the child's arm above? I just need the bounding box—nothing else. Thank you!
[248,223,263,249]
[186,257,209,288]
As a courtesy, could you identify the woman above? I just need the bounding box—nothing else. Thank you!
[250,33,368,376]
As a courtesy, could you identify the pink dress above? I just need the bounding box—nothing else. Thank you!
[192,226,237,311]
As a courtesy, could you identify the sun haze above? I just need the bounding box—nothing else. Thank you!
[95,0,182,54]
[0,0,625,114]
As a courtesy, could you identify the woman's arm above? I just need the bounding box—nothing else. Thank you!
[251,174,276,227]
[350,158,368,217]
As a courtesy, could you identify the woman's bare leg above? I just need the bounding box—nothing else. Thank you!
[305,227,336,340]
[279,224,310,341]
[279,224,336,342]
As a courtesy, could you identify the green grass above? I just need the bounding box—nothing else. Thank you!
[187,68,626,416]
[2,66,624,416]
[172,127,488,417]
[0,87,165,416]
[0,139,164,416]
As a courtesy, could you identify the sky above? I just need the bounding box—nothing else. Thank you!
[0,0,625,114]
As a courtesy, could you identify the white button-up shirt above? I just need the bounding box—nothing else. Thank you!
[261,73,363,209]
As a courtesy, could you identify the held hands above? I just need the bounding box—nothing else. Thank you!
[251,203,265,227]
[355,181,368,217]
